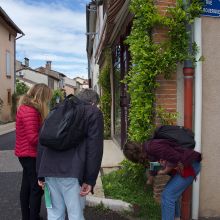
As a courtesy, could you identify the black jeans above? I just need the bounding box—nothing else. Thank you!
[19,157,43,220]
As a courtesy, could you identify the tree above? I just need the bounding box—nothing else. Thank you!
[16,79,29,96]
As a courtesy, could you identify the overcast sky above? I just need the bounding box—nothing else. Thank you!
[0,0,90,78]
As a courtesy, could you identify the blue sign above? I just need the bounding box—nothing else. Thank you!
[202,0,220,17]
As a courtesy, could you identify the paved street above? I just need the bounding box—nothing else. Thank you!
[0,131,130,220]
[0,131,15,150]
[0,131,41,220]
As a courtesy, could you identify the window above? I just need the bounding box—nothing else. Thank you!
[9,34,11,41]
[7,89,11,105]
[59,78,65,88]
[48,77,54,89]
[6,51,11,76]
[18,71,24,77]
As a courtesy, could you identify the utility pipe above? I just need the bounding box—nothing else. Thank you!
[192,17,202,220]
[182,66,194,220]
[181,0,194,218]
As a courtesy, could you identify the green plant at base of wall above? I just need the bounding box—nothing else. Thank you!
[11,93,18,120]
[124,0,202,142]
[102,159,161,219]
[98,49,112,139]
[0,97,3,113]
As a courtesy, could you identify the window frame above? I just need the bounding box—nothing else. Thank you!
[6,50,11,77]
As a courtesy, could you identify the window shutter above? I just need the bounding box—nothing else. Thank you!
[6,51,11,76]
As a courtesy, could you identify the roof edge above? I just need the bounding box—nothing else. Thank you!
[0,7,24,35]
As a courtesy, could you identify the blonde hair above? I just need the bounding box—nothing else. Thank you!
[19,83,52,120]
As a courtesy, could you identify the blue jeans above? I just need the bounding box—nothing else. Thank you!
[161,161,201,220]
[45,177,85,220]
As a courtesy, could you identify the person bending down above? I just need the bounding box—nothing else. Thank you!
[123,139,202,220]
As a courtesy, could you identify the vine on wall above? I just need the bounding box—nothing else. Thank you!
[98,49,112,139]
[124,0,202,142]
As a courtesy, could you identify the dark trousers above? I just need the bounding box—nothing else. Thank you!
[19,157,43,220]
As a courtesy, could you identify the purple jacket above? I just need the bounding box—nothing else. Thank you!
[143,139,201,167]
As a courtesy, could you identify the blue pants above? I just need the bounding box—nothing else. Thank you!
[161,162,201,220]
[45,177,85,220]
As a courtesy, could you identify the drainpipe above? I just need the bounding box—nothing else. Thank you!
[192,17,202,220]
[181,1,194,219]
[182,67,194,220]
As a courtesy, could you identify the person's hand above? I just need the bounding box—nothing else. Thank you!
[158,166,173,175]
[38,180,45,190]
[159,159,167,167]
[158,169,167,175]
[80,183,92,197]
[175,162,184,174]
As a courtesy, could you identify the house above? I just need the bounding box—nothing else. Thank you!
[16,59,78,96]
[87,0,220,218]
[64,76,78,95]
[87,0,133,147]
[35,61,63,90]
[16,58,48,88]
[0,7,24,122]
[73,76,89,90]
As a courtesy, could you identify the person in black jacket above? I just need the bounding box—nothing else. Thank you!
[37,89,104,220]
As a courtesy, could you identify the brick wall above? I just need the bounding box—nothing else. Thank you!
[153,175,171,203]
[153,0,177,116]
[152,0,177,203]
[156,74,177,112]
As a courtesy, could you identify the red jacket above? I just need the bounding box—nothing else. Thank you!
[15,105,42,157]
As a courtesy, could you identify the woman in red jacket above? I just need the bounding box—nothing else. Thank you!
[15,83,52,220]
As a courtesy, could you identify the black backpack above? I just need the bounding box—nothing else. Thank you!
[39,95,85,151]
[153,125,195,149]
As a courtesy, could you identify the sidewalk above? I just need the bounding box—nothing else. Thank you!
[0,122,15,135]
[86,140,133,212]
[91,139,125,198]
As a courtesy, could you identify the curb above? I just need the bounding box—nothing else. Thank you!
[0,122,15,136]
[86,196,133,212]
[0,128,15,136]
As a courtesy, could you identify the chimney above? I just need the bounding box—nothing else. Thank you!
[46,61,52,70]
[24,57,29,67]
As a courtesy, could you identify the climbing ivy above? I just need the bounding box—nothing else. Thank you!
[156,106,179,126]
[98,49,111,139]
[124,0,202,142]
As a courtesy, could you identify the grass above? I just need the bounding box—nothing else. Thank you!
[101,160,161,220]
